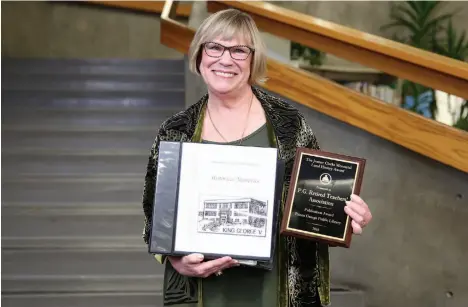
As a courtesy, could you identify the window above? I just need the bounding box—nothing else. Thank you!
[220,203,231,209]
[204,211,217,216]
[234,202,248,209]
[205,203,217,209]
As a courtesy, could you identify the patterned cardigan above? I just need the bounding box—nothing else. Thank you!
[142,87,330,307]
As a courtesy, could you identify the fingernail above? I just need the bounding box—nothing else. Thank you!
[196,254,204,260]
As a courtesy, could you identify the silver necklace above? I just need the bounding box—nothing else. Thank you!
[206,93,254,145]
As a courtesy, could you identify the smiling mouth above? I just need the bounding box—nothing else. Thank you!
[213,71,237,78]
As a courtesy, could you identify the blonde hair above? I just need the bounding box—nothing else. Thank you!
[188,9,267,84]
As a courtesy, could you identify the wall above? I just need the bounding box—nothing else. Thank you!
[277,0,392,36]
[269,4,468,304]
[278,1,468,68]
[1,1,183,59]
[286,0,468,37]
[1,1,290,62]
[274,91,468,307]
[4,1,467,62]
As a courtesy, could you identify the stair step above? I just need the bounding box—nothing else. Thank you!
[1,252,163,291]
[2,109,178,132]
[2,155,148,178]
[2,235,144,251]
[2,57,185,74]
[2,90,185,110]
[2,74,184,92]
[2,249,162,276]
[2,148,149,156]
[1,57,185,307]
[1,288,364,307]
[2,180,144,202]
[2,131,156,154]
[2,273,163,294]
[1,292,164,307]
[2,203,144,240]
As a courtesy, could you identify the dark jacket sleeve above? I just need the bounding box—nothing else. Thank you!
[141,126,201,304]
[298,113,321,150]
[299,113,332,302]
[141,126,166,247]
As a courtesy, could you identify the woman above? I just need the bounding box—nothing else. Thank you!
[142,8,372,307]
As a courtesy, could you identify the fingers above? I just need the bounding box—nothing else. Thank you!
[344,204,364,225]
[203,259,238,277]
[346,195,367,216]
[345,194,372,235]
[346,194,372,220]
[351,220,363,235]
[197,256,233,273]
[182,253,205,265]
[171,254,238,278]
[195,256,238,278]
[177,254,239,278]
[351,195,372,220]
[350,194,366,207]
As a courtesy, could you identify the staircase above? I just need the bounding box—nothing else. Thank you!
[1,57,366,307]
[1,57,185,307]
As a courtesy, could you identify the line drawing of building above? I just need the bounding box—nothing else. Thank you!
[198,197,268,233]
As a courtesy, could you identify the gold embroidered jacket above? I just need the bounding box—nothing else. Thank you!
[142,87,330,306]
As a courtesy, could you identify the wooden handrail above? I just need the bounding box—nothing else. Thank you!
[207,1,468,101]
[87,0,468,173]
[87,1,192,17]
[264,60,468,172]
[160,0,468,173]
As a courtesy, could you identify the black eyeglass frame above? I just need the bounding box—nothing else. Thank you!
[202,41,255,60]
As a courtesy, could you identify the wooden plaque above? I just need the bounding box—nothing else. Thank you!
[280,148,366,248]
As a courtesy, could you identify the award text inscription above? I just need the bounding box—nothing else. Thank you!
[288,155,358,238]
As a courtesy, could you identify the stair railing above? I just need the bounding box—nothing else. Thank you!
[89,0,468,173]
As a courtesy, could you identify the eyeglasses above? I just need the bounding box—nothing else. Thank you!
[203,42,254,60]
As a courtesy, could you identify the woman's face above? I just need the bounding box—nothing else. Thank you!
[199,36,253,96]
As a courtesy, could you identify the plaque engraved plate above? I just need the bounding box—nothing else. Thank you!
[280,148,366,248]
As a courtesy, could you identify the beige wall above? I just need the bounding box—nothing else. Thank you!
[277,0,468,39]
[3,1,467,61]
[1,1,183,59]
[277,0,393,36]
[274,1,468,68]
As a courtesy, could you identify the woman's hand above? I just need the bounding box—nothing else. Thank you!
[344,194,372,235]
[168,253,238,278]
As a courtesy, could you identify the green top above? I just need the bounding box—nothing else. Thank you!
[146,88,330,307]
[198,123,280,307]
[201,123,271,148]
